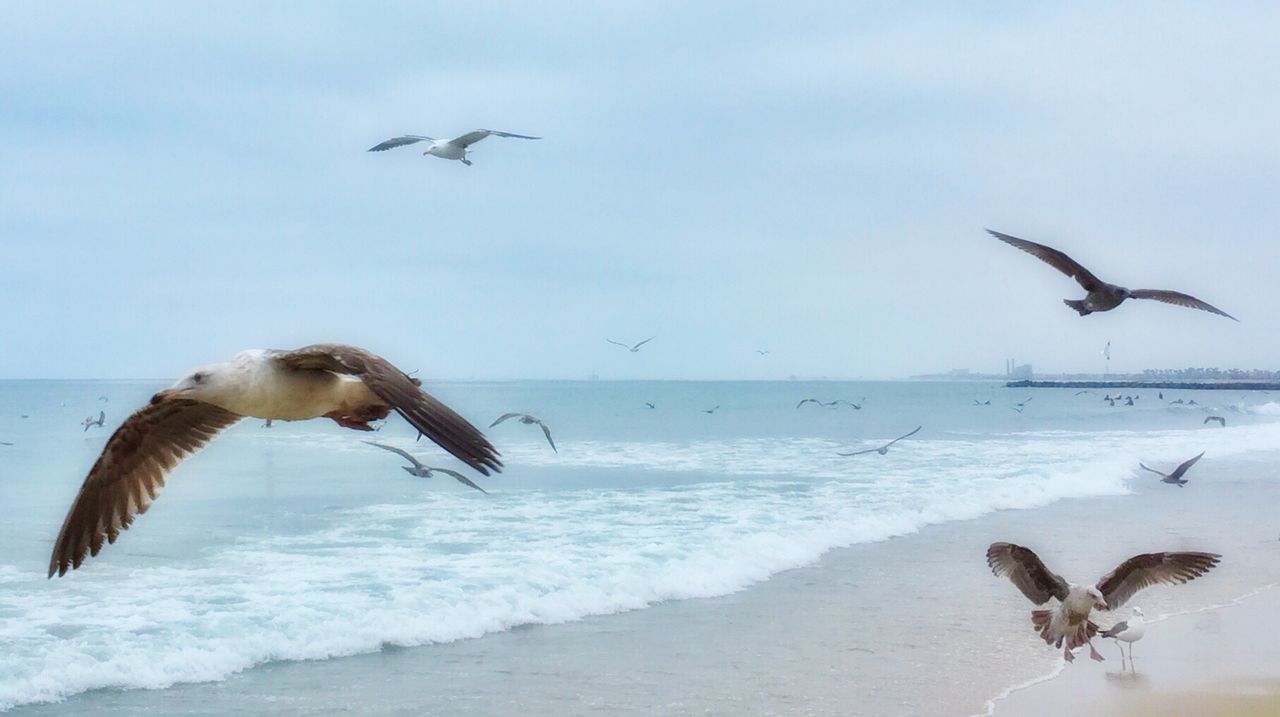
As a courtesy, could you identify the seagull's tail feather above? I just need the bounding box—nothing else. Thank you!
[1031,609,1056,645]
[1063,299,1091,316]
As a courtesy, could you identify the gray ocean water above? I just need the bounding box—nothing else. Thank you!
[2,379,1279,713]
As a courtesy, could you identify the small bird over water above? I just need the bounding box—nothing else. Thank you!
[987,542,1219,662]
[489,413,557,452]
[703,405,721,414]
[1099,607,1146,672]
[81,411,105,432]
[363,441,488,494]
[1204,416,1226,427]
[838,426,922,456]
[1139,451,1205,486]
[988,230,1237,320]
[606,337,655,353]
[47,344,502,577]
[367,129,540,166]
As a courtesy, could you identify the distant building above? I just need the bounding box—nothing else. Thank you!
[1005,359,1032,379]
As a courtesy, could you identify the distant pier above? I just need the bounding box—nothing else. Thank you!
[1006,380,1280,391]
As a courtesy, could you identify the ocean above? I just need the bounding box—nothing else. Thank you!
[2,379,1278,715]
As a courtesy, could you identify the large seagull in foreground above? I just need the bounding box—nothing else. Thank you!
[367,129,540,165]
[48,344,502,577]
[988,229,1237,320]
[987,542,1219,662]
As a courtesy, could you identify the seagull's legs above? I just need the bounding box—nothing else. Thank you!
[325,404,393,431]
[461,157,472,166]
[1088,640,1104,662]
[1063,646,1075,662]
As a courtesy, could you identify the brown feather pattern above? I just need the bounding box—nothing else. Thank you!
[48,398,242,577]
[986,542,1070,604]
[275,344,502,475]
[1094,552,1221,609]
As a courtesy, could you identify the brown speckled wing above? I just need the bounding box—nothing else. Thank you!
[988,230,1106,292]
[1129,290,1237,321]
[1095,552,1221,609]
[49,398,241,577]
[986,542,1070,604]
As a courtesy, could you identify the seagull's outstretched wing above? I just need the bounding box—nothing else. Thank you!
[273,345,501,475]
[451,129,541,147]
[836,447,880,457]
[884,425,922,448]
[1168,451,1205,481]
[1129,290,1237,321]
[606,339,631,349]
[1095,552,1220,610]
[489,413,523,428]
[363,441,426,470]
[1137,462,1169,478]
[49,398,243,577]
[1204,416,1226,426]
[432,467,489,494]
[797,398,819,409]
[987,230,1106,292]
[367,135,434,152]
[631,336,655,350]
[537,421,557,453]
[986,542,1070,605]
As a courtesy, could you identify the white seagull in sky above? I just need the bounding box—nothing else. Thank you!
[987,542,1219,663]
[367,129,540,166]
[48,344,501,577]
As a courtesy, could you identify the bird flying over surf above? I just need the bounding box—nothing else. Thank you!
[47,344,501,577]
[489,413,557,452]
[838,426,921,456]
[703,405,721,414]
[606,337,655,353]
[1139,451,1205,486]
[988,230,1237,320]
[1204,416,1226,427]
[363,441,488,493]
[367,129,540,166]
[986,542,1219,662]
[81,411,105,432]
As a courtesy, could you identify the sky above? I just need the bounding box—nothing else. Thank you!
[1,2,1277,380]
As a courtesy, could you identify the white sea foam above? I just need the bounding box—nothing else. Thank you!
[3,421,1280,710]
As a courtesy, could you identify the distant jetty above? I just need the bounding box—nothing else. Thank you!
[1006,380,1280,391]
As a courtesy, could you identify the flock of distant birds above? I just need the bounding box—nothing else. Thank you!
[7,136,1251,671]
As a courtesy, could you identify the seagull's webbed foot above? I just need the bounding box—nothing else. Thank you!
[1063,647,1075,662]
[1089,643,1105,662]
[461,158,472,166]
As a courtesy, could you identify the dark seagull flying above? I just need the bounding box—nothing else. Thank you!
[367,129,540,166]
[490,413,557,452]
[1139,451,1205,486]
[988,230,1237,320]
[987,542,1219,662]
[606,337,655,353]
[1204,416,1226,427]
[363,441,488,494]
[838,426,922,456]
[47,344,502,577]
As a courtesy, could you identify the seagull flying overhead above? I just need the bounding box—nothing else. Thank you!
[367,129,540,166]
[489,413,557,452]
[81,411,105,432]
[363,441,488,493]
[606,337,655,353]
[838,426,922,456]
[988,230,1237,320]
[987,542,1219,662]
[1139,452,1205,486]
[47,344,501,577]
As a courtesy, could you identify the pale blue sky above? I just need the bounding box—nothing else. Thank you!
[2,2,1277,379]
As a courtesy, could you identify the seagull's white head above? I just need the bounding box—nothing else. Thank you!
[157,363,235,404]
[1087,586,1108,610]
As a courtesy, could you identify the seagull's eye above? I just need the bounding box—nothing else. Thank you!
[192,372,205,383]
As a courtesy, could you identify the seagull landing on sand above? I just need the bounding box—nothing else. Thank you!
[1139,452,1205,486]
[987,542,1219,663]
[367,129,540,166]
[47,344,501,577]
[363,441,487,494]
[489,413,557,452]
[838,426,921,456]
[606,337,655,353]
[1100,607,1146,672]
[988,230,1237,320]
[1204,416,1226,427]
[82,411,105,432]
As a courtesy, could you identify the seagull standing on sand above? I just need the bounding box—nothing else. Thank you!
[363,441,488,494]
[606,337,655,353]
[988,230,1237,320]
[81,411,105,432]
[1139,452,1205,486]
[47,344,502,577]
[367,129,540,166]
[1204,416,1226,427]
[987,542,1219,662]
[489,413,557,452]
[1099,607,1146,672]
[838,426,922,456]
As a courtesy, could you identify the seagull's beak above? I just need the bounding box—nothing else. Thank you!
[1096,598,1109,610]
[150,388,181,404]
